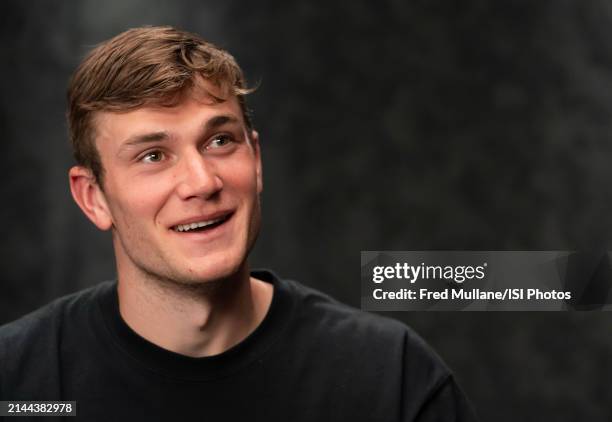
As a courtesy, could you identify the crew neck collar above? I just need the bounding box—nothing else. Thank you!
[95,270,295,381]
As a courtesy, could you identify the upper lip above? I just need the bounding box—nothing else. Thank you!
[169,210,234,229]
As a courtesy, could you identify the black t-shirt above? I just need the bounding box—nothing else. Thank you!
[0,270,477,421]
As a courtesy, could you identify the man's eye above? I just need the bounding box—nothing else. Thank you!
[207,135,233,149]
[141,151,165,163]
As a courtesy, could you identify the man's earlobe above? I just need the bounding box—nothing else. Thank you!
[250,130,263,194]
[68,166,113,230]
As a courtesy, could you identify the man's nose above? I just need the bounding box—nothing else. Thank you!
[175,151,223,200]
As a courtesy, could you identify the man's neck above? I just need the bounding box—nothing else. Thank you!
[116,267,274,358]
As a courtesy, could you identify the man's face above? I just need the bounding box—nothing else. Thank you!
[86,83,262,285]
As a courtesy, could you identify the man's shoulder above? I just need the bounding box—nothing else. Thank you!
[286,278,408,334]
[0,282,114,399]
[278,277,471,419]
[282,277,444,368]
[0,281,113,353]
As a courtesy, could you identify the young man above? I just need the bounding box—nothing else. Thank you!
[0,27,477,421]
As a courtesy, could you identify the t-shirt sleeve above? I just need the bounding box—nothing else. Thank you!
[398,328,478,422]
[413,375,478,422]
[0,305,64,401]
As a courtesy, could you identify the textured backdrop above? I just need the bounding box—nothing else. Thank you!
[2,0,612,420]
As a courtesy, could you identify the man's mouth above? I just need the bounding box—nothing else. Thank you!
[171,213,232,233]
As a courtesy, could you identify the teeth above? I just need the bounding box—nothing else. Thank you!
[174,217,225,232]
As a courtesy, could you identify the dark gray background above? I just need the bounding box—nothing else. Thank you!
[2,0,612,420]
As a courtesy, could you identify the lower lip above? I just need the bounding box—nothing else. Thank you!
[171,213,233,240]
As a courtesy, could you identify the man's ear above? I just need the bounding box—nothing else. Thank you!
[250,130,263,194]
[69,166,113,231]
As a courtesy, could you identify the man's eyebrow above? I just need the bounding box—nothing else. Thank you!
[203,114,241,131]
[120,131,171,149]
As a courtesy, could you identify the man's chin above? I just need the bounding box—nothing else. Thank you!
[163,257,248,288]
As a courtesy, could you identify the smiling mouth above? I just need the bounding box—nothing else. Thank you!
[172,214,232,233]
